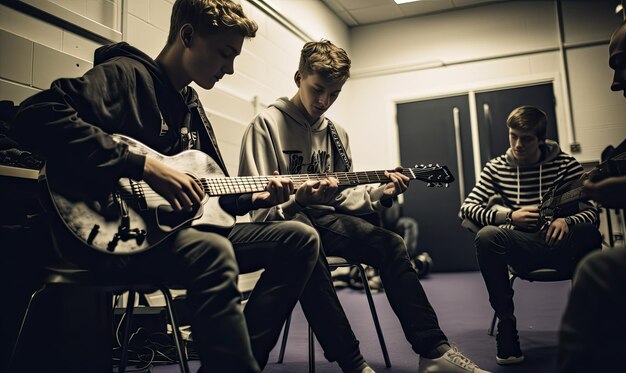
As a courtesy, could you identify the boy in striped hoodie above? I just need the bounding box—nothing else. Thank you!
[459,106,601,365]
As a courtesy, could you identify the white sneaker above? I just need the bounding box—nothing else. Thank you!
[418,346,491,373]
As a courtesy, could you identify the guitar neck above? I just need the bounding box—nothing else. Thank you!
[552,184,587,207]
[202,170,409,197]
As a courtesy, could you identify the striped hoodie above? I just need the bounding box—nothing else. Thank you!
[459,140,598,230]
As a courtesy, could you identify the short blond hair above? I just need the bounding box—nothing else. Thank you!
[167,0,258,45]
[298,40,351,82]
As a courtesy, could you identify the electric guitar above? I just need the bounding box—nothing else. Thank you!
[43,134,455,255]
[538,147,626,227]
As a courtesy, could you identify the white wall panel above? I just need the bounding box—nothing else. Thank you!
[0,4,63,50]
[562,0,619,45]
[62,30,100,62]
[0,78,39,104]
[32,43,91,89]
[149,0,173,31]
[126,14,167,59]
[128,0,150,22]
[567,45,626,160]
[0,30,33,85]
[86,0,119,30]
[350,2,557,75]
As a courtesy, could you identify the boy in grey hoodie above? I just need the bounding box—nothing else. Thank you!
[239,40,489,373]
[459,106,601,365]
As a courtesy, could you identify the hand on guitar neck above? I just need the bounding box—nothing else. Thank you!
[294,177,340,207]
[381,166,411,201]
[251,171,296,208]
[583,175,626,209]
[290,166,411,208]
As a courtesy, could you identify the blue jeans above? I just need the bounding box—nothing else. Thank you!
[295,209,448,366]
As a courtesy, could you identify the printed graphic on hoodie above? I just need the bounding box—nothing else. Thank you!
[284,149,331,174]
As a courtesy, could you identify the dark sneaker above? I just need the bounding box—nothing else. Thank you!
[496,319,524,365]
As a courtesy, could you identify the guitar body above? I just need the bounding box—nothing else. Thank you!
[43,134,455,256]
[44,134,235,255]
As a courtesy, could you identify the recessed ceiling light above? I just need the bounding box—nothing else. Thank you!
[395,0,421,4]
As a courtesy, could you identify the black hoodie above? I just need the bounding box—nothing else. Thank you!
[13,42,252,216]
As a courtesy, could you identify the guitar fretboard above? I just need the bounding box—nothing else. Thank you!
[202,169,416,196]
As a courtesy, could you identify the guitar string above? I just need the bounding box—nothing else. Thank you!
[114,168,449,201]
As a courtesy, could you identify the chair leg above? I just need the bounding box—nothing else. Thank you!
[356,264,392,368]
[277,313,292,363]
[160,286,190,373]
[6,284,46,372]
[119,290,136,373]
[308,324,315,373]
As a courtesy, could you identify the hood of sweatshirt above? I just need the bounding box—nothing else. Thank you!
[270,97,328,132]
[94,42,188,106]
[504,139,561,205]
[95,42,165,83]
[504,139,561,167]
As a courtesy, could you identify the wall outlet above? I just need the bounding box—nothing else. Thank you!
[570,142,581,153]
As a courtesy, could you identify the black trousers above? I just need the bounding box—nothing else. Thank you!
[474,223,601,322]
[128,220,320,373]
[294,210,448,366]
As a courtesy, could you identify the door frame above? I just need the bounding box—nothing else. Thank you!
[389,73,568,183]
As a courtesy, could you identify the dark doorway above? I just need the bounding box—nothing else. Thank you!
[396,83,558,272]
[475,83,558,165]
[397,94,477,272]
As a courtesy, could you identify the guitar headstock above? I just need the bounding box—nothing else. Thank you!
[407,164,455,187]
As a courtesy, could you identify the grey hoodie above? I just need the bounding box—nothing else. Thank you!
[239,97,388,222]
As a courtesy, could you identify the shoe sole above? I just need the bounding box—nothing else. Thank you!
[496,355,525,365]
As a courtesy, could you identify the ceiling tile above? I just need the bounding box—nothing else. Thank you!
[398,0,454,16]
[451,0,503,7]
[349,4,404,24]
[321,0,346,13]
[338,0,396,11]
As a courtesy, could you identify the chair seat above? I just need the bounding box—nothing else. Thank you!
[10,264,190,373]
[510,267,573,282]
[44,266,165,292]
[488,266,573,336]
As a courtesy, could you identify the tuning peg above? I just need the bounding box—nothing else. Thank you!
[445,183,449,188]
[428,163,433,167]
[436,163,440,167]
[427,182,434,187]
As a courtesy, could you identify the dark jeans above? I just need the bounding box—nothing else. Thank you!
[475,223,601,322]
[128,220,320,373]
[559,247,626,373]
[294,209,447,365]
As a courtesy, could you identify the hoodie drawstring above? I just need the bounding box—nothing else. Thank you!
[539,163,543,203]
[516,163,543,205]
[516,166,520,205]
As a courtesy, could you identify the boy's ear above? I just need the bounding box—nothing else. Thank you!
[180,24,194,47]
[294,71,301,87]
